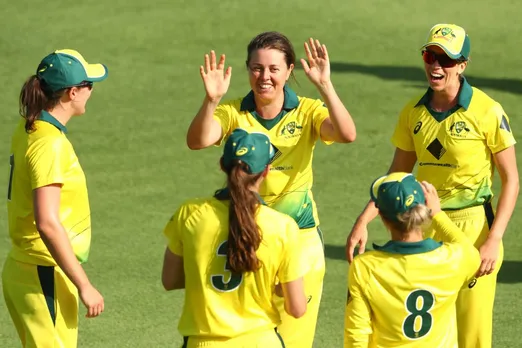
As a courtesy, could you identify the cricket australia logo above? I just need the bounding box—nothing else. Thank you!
[281,121,303,136]
[434,27,457,41]
[449,121,470,138]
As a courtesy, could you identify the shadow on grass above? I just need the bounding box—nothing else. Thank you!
[497,261,522,284]
[325,244,522,284]
[297,62,522,95]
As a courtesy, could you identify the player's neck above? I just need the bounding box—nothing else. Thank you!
[254,93,285,120]
[430,80,461,112]
[46,105,73,126]
[390,229,424,243]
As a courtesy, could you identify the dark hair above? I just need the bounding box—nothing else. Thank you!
[220,160,264,273]
[246,31,297,82]
[381,204,432,234]
[19,75,66,133]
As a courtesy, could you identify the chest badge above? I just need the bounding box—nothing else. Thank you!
[449,121,470,137]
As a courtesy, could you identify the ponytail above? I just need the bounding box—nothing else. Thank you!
[223,160,263,273]
[383,204,432,234]
[19,75,65,133]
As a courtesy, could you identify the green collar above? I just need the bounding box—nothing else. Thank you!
[240,85,299,112]
[214,188,267,205]
[38,111,67,133]
[372,238,442,255]
[415,77,473,110]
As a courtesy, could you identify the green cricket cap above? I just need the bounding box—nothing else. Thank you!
[222,128,275,174]
[36,49,108,92]
[421,24,470,60]
[370,172,425,221]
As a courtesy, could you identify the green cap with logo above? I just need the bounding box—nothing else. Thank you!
[36,49,108,92]
[222,128,275,174]
[421,24,470,60]
[370,172,425,221]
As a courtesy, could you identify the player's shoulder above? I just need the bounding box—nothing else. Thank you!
[468,86,502,116]
[295,95,323,113]
[175,196,220,218]
[218,97,243,112]
[258,205,296,225]
[402,92,427,112]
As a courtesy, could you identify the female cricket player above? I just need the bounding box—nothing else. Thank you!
[162,128,307,347]
[346,24,519,348]
[3,49,108,347]
[186,31,357,348]
[345,173,481,347]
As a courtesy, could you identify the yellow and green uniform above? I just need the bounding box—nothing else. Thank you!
[213,86,330,347]
[163,191,303,347]
[344,213,480,348]
[3,112,91,348]
[391,77,515,348]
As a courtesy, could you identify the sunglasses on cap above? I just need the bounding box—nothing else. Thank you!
[422,50,465,68]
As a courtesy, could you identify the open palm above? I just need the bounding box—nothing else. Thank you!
[301,38,331,86]
[200,50,232,102]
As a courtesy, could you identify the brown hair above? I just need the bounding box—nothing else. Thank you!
[19,75,66,132]
[220,160,263,273]
[246,31,297,82]
[382,204,432,234]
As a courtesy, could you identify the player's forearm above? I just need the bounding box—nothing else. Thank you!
[317,81,356,143]
[488,175,519,240]
[38,221,91,291]
[186,97,221,150]
[356,200,380,225]
[432,212,469,244]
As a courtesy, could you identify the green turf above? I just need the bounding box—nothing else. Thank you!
[1,0,521,347]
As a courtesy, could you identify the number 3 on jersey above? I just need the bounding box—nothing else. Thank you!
[402,289,435,339]
[210,241,243,292]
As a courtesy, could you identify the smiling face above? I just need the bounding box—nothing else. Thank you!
[247,48,293,103]
[423,45,467,92]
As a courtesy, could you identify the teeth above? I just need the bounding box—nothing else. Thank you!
[431,73,443,78]
[260,84,272,89]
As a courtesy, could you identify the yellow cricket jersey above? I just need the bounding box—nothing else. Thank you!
[392,78,516,210]
[7,111,91,266]
[163,192,303,338]
[344,213,480,348]
[214,86,331,229]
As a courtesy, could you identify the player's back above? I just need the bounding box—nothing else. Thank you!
[348,239,478,348]
[175,196,301,338]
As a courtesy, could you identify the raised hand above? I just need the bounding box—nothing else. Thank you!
[300,38,331,87]
[200,50,232,103]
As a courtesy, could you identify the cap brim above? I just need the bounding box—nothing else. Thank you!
[370,175,388,203]
[85,63,108,82]
[421,42,461,60]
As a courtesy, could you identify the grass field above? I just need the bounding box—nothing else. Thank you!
[1,0,521,347]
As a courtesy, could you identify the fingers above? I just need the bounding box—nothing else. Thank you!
[300,58,310,73]
[210,50,217,70]
[203,53,210,74]
[224,66,232,82]
[217,53,226,70]
[476,259,496,278]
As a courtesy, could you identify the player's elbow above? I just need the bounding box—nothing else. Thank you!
[285,297,307,318]
[337,130,357,143]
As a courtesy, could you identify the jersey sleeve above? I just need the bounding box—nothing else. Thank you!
[391,103,415,151]
[163,204,190,256]
[213,102,236,146]
[27,136,69,189]
[277,218,304,283]
[311,100,334,145]
[344,259,372,348]
[431,212,469,244]
[483,103,516,154]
